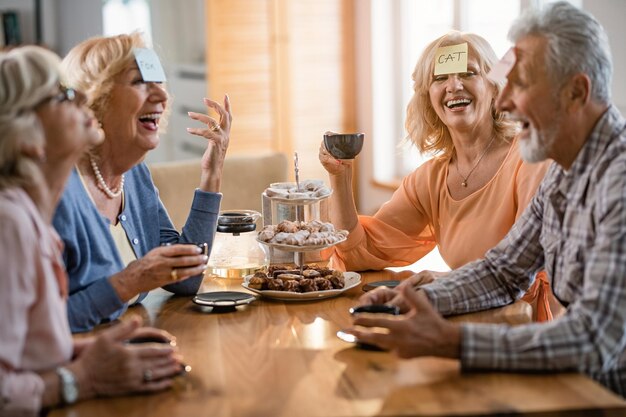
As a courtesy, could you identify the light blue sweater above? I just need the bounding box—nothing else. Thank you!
[53,163,221,332]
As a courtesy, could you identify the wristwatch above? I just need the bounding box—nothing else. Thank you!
[56,366,78,404]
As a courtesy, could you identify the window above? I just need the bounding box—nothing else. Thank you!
[371,0,580,182]
[102,0,153,45]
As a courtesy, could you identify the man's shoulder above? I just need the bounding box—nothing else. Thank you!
[594,122,626,177]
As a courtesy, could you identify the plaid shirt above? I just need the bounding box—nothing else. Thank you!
[422,105,626,396]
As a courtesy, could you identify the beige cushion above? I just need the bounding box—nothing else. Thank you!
[149,152,288,230]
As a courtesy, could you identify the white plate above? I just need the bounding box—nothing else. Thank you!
[242,271,361,301]
[257,235,347,252]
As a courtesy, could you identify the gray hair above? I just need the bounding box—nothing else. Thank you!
[508,1,612,103]
[0,46,61,190]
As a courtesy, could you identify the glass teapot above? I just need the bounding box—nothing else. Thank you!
[206,210,268,279]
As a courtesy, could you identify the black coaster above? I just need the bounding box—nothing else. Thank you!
[192,291,256,312]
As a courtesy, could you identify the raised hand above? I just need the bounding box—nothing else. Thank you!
[187,95,232,192]
[318,139,352,176]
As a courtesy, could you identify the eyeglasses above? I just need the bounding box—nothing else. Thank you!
[35,86,86,109]
[54,86,77,103]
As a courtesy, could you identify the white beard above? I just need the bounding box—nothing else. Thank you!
[520,128,549,162]
[519,116,560,163]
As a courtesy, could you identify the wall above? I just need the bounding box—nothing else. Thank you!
[54,0,102,56]
[0,0,39,45]
[150,0,205,65]
[583,0,626,115]
[0,0,101,55]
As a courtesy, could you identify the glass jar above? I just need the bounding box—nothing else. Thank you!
[206,210,269,279]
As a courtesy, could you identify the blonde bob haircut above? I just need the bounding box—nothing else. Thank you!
[0,46,62,191]
[405,31,518,159]
[61,32,147,123]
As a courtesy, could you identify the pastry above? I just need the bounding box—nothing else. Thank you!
[268,265,290,274]
[276,220,300,234]
[283,280,301,292]
[328,274,345,289]
[264,180,330,201]
[267,278,284,291]
[301,269,321,278]
[313,277,332,291]
[248,276,267,290]
[277,273,301,281]
[299,278,316,292]
[251,265,348,293]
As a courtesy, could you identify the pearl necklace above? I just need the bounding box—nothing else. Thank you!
[89,155,124,199]
[454,136,496,187]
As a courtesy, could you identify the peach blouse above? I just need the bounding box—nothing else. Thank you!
[330,138,550,270]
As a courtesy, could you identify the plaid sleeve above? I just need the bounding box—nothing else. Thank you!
[460,155,626,386]
[421,165,554,315]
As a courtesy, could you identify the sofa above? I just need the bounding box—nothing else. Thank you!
[149,152,288,230]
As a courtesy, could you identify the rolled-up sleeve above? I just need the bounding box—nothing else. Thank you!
[0,371,44,416]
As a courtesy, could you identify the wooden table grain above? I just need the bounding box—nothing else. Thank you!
[50,269,626,417]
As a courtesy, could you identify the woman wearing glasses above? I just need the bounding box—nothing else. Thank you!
[0,46,184,416]
[53,33,231,332]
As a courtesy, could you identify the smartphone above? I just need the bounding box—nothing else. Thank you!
[361,280,401,292]
[349,304,400,315]
[348,304,400,351]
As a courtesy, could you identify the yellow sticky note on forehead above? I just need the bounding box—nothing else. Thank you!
[434,43,468,76]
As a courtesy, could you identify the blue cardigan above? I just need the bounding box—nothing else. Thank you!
[53,163,221,332]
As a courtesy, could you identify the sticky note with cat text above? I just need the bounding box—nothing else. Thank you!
[434,43,468,76]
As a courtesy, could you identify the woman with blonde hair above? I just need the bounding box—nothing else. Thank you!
[54,33,231,332]
[319,31,556,320]
[0,46,184,416]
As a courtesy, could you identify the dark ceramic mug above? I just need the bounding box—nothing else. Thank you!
[323,132,364,159]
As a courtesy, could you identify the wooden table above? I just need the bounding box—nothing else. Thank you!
[51,269,626,417]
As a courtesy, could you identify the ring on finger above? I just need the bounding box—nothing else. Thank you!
[170,268,178,280]
[210,122,220,132]
[143,369,153,382]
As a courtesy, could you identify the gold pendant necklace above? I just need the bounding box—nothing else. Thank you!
[454,136,496,187]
